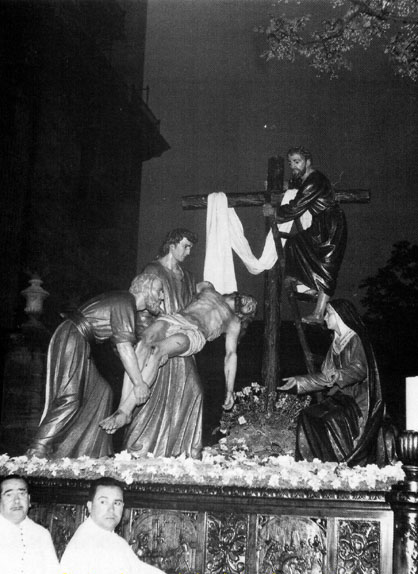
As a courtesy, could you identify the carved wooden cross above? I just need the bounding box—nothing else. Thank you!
[182,156,370,411]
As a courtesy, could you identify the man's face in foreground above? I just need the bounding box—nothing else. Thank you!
[87,485,124,532]
[0,478,30,525]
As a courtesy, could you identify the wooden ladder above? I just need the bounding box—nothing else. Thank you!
[269,222,317,376]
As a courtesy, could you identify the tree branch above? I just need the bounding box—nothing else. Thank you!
[260,0,418,80]
[351,0,418,25]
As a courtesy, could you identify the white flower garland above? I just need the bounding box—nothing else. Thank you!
[0,451,405,492]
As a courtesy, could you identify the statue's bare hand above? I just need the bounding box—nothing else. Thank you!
[278,377,299,394]
[222,391,235,411]
[133,383,150,405]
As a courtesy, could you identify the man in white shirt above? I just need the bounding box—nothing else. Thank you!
[60,477,165,574]
[0,474,59,574]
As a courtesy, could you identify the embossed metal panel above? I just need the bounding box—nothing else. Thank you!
[127,508,203,574]
[205,513,249,574]
[256,515,327,574]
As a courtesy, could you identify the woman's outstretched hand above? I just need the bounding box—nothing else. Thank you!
[277,377,299,394]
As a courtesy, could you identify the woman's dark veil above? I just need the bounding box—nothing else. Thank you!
[330,299,385,465]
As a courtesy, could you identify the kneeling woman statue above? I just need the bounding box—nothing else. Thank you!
[279,299,385,466]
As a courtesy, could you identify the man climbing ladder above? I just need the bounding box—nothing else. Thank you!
[263,146,348,325]
[182,147,368,405]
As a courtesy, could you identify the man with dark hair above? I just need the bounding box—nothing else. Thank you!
[60,477,163,574]
[86,476,126,501]
[0,474,59,574]
[100,282,257,433]
[264,147,347,324]
[157,227,198,259]
[122,229,203,458]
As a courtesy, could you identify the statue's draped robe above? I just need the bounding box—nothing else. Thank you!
[123,261,203,458]
[31,292,137,458]
[296,332,384,466]
[277,170,347,296]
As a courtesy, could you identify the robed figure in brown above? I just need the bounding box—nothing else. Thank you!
[122,229,203,458]
[26,278,162,459]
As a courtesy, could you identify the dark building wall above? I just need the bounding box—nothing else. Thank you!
[0,0,168,451]
[0,0,168,332]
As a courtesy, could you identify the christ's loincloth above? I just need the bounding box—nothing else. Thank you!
[156,314,206,356]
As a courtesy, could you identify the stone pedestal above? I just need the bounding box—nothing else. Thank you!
[389,431,418,574]
[0,276,50,454]
[0,328,49,454]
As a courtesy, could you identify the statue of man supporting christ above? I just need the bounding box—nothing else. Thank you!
[264,146,347,324]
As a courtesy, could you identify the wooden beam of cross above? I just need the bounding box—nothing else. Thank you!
[182,156,370,412]
[182,189,370,209]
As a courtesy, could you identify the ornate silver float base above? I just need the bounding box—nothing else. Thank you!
[26,477,395,574]
[389,430,418,574]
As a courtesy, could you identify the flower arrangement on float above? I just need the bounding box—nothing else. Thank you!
[212,381,311,458]
[0,383,404,492]
[0,451,404,492]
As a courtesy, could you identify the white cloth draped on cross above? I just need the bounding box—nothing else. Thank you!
[203,190,312,294]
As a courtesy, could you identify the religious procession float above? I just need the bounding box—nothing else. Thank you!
[1,384,415,574]
[2,187,418,574]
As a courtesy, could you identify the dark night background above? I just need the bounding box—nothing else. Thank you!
[1,0,417,450]
[134,0,418,433]
[135,0,418,304]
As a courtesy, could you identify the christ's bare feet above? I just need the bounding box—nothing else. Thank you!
[100,409,132,434]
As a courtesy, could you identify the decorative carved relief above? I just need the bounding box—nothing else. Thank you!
[29,503,52,530]
[25,478,396,574]
[205,513,248,574]
[128,508,200,574]
[337,519,380,574]
[393,516,418,574]
[256,515,327,574]
[51,504,84,559]
[28,476,389,504]
[402,521,418,574]
[31,503,82,559]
